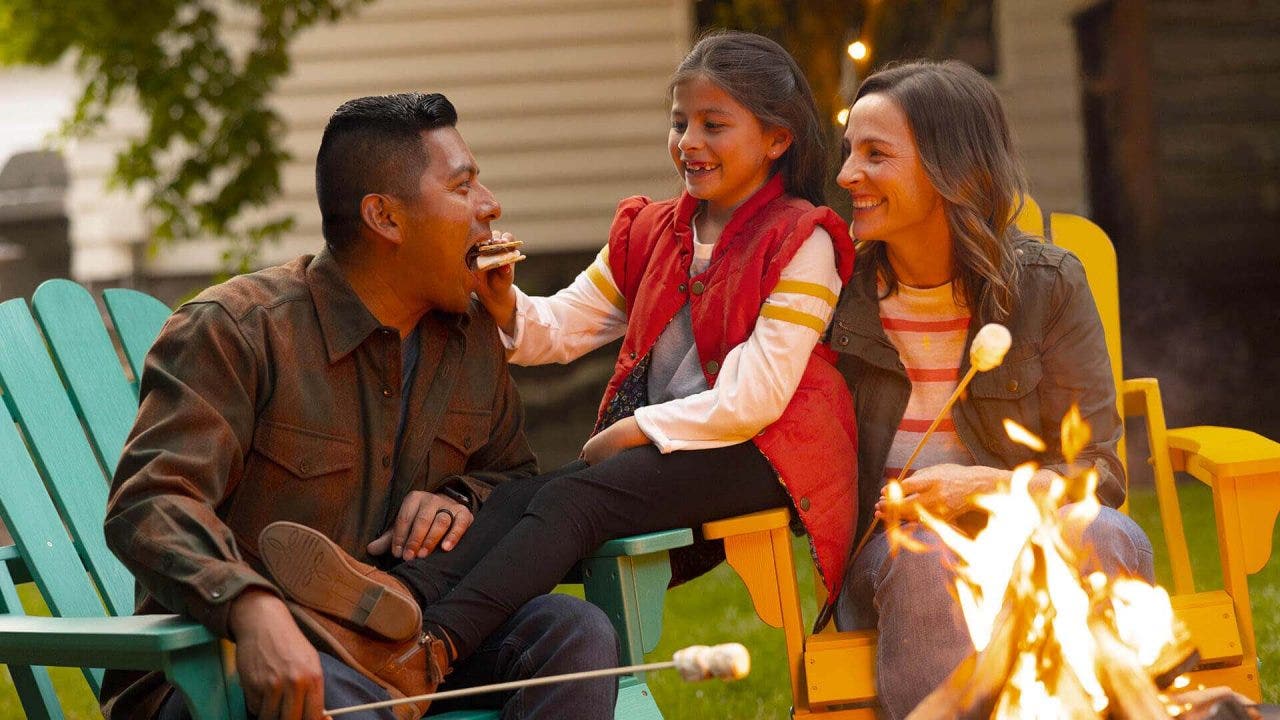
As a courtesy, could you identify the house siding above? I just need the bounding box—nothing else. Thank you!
[994,0,1088,218]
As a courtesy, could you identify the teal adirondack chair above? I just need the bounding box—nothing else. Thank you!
[0,279,690,719]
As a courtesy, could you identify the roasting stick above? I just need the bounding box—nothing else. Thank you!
[849,323,1013,561]
[326,643,751,717]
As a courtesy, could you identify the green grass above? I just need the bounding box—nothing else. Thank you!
[2,482,1277,719]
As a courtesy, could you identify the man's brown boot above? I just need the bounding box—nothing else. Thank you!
[259,522,450,718]
[259,521,421,641]
[286,600,449,720]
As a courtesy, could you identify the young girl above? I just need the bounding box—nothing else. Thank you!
[266,30,859,686]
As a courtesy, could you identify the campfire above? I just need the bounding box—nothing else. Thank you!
[886,408,1262,720]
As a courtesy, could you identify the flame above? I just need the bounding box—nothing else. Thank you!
[1003,419,1047,452]
[1061,404,1090,465]
[903,407,1189,718]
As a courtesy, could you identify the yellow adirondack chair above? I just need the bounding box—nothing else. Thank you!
[700,199,1279,715]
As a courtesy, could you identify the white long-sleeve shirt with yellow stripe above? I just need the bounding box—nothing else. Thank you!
[501,227,840,454]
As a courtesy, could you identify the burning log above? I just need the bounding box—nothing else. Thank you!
[902,410,1213,720]
[1089,615,1169,720]
[908,541,1100,720]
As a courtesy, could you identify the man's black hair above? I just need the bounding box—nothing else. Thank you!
[315,92,458,254]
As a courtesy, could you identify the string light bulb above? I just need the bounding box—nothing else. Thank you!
[847,41,868,61]
[837,108,850,125]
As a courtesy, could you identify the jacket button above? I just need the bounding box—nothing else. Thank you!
[800,497,811,511]
[1006,379,1019,392]
[705,360,720,374]
[678,283,687,293]
[298,459,311,473]
[382,454,391,468]
[691,280,706,295]
[838,334,850,347]
[382,387,393,398]
[628,351,637,360]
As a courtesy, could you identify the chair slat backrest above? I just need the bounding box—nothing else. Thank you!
[103,287,172,393]
[31,280,139,475]
[1014,195,1046,236]
[0,399,110,693]
[1048,213,1125,391]
[0,298,135,617]
[1048,213,1128,476]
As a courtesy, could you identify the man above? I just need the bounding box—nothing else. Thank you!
[104,93,619,720]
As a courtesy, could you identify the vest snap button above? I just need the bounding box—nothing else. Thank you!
[678,283,687,293]
[800,497,811,511]
[705,360,720,374]
[1007,379,1019,392]
[838,335,850,346]
[691,280,706,295]
[629,351,637,360]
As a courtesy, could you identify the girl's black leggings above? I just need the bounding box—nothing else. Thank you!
[390,441,789,660]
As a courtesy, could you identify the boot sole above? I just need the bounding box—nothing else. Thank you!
[259,521,421,641]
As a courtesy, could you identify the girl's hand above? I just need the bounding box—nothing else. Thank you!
[875,464,1005,522]
[581,417,650,465]
[474,230,518,336]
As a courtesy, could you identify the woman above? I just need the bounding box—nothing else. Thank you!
[827,60,1154,719]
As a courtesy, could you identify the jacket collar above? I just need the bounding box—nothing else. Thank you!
[831,261,903,372]
[673,173,788,262]
[305,247,388,364]
[305,247,474,364]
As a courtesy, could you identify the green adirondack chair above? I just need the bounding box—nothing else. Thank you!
[0,279,690,720]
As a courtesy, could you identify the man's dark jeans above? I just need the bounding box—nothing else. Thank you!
[156,594,619,720]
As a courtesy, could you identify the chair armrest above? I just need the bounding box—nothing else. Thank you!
[0,614,219,671]
[567,530,692,666]
[1165,426,1280,482]
[702,507,791,540]
[589,528,693,557]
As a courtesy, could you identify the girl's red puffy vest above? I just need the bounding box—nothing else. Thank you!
[597,174,859,598]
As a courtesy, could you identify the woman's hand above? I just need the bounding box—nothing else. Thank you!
[876,463,1007,522]
[474,230,518,336]
[581,416,650,465]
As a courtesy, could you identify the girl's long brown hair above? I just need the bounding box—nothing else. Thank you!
[671,30,828,207]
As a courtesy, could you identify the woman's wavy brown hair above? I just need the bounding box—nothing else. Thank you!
[853,60,1028,322]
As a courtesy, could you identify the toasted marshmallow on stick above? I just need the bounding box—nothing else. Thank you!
[969,323,1012,372]
[672,643,751,682]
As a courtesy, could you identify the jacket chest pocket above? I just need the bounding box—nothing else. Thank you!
[230,420,357,549]
[967,352,1044,452]
[428,409,491,480]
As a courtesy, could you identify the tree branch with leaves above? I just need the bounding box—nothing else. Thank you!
[0,0,372,272]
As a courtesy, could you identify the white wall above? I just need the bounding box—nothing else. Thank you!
[995,0,1089,216]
